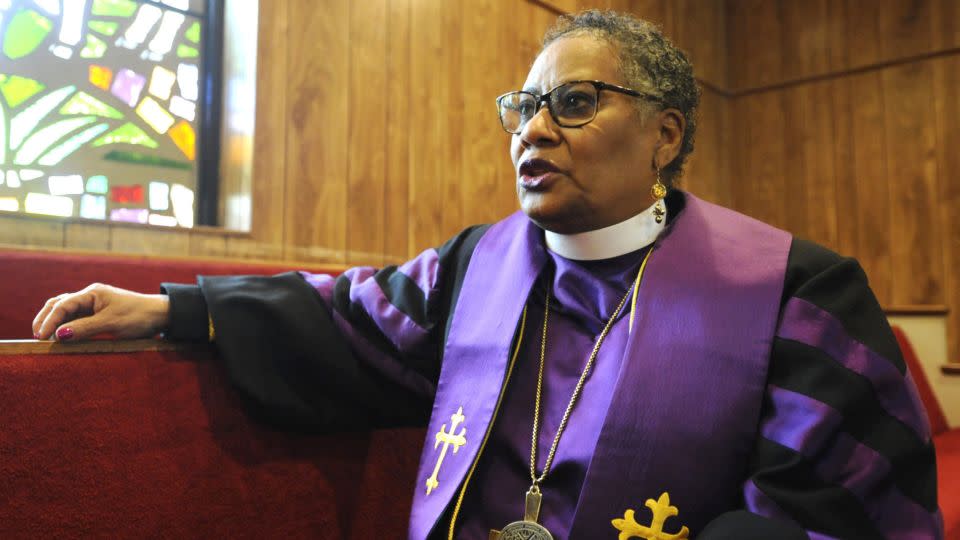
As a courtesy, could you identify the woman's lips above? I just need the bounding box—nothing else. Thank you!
[519,171,560,191]
[518,158,562,191]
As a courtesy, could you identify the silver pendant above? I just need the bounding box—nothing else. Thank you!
[490,486,554,540]
[497,520,554,540]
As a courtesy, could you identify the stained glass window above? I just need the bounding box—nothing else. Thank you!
[0,0,217,228]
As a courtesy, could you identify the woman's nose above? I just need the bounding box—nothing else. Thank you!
[519,106,562,147]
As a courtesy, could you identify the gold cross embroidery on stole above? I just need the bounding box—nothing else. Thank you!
[611,492,690,540]
[426,406,467,495]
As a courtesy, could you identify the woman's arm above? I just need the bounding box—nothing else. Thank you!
[29,225,490,434]
[740,239,942,539]
[184,225,488,432]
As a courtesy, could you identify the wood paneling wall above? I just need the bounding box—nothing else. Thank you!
[0,0,727,266]
[727,0,960,92]
[726,0,960,361]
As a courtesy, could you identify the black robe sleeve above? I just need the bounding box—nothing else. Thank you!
[727,238,942,538]
[161,225,489,433]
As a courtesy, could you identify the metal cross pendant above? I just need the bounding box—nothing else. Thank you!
[489,486,554,540]
[425,406,467,495]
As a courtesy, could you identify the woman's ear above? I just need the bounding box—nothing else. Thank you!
[654,108,685,168]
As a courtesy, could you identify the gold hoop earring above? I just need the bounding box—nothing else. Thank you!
[652,168,667,223]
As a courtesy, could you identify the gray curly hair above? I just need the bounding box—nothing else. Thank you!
[541,10,700,186]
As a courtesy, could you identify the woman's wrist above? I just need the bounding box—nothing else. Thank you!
[144,294,171,336]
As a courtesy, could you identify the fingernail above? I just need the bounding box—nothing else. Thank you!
[56,327,74,341]
[33,332,40,340]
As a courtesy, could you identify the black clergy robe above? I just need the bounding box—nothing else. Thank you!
[162,191,942,539]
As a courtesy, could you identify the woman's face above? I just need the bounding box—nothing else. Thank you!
[510,35,674,234]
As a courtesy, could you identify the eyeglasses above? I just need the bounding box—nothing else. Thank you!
[496,80,663,134]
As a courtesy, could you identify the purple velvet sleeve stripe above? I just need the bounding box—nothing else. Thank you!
[299,271,336,303]
[743,480,842,540]
[343,266,435,353]
[761,386,943,539]
[742,479,802,525]
[776,297,930,441]
[301,265,436,356]
[331,310,436,399]
[397,248,440,299]
[299,248,440,321]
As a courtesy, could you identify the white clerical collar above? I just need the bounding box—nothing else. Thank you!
[544,201,666,261]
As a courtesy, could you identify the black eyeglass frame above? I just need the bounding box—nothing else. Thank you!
[495,79,663,134]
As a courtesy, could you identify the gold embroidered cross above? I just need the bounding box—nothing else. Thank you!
[425,406,467,495]
[611,492,690,540]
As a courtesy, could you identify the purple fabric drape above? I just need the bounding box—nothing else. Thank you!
[409,194,791,539]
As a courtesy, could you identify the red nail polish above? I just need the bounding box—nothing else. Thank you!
[33,332,40,340]
[56,327,74,341]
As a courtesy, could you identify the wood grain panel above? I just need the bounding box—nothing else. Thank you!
[284,0,349,263]
[837,0,883,71]
[780,86,809,239]
[626,0,671,34]
[541,0,577,13]
[932,0,960,50]
[440,0,465,240]
[407,0,447,253]
[729,0,960,92]
[346,0,388,266]
[933,54,960,370]
[188,230,228,258]
[824,0,851,73]
[0,339,189,354]
[384,0,411,262]
[727,0,781,90]
[732,91,786,230]
[461,0,510,229]
[829,76,860,257]
[728,96,746,213]
[684,87,729,207]
[110,226,190,255]
[672,0,726,89]
[0,216,63,247]
[64,223,110,251]
[781,82,838,248]
[848,71,892,305]
[803,81,839,249]
[492,0,531,224]
[883,62,943,306]
[779,0,830,82]
[878,0,933,63]
[583,0,634,13]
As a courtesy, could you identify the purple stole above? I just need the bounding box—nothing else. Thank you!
[408,193,792,539]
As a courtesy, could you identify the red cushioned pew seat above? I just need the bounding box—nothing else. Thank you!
[0,342,424,539]
[892,326,959,539]
[939,430,960,540]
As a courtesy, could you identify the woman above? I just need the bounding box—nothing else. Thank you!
[33,10,941,539]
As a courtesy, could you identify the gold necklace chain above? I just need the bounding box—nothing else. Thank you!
[528,270,636,488]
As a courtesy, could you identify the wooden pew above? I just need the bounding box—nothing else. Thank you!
[0,339,424,539]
